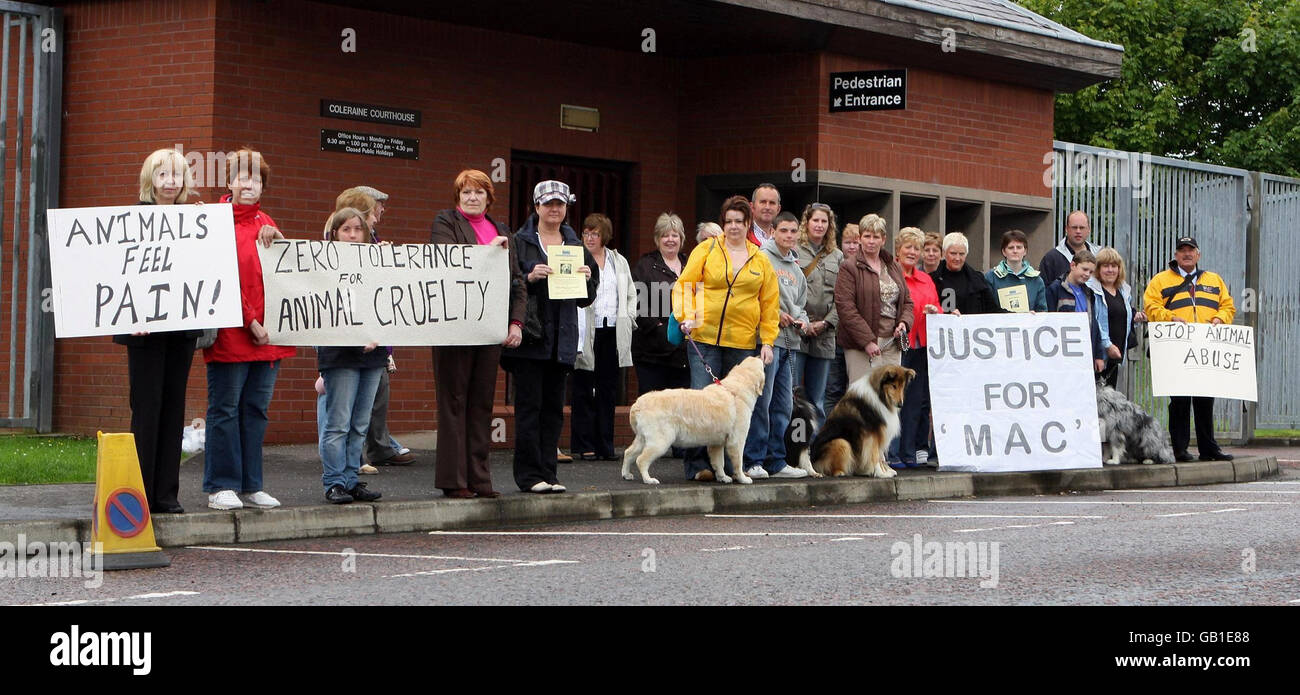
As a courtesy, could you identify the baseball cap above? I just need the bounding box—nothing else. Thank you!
[533,180,575,206]
[1176,236,1198,250]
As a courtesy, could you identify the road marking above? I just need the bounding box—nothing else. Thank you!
[187,545,528,563]
[19,590,200,607]
[1288,598,1300,604]
[707,513,1104,519]
[1106,489,1300,494]
[700,546,756,552]
[384,559,576,579]
[1154,508,1247,518]
[428,531,889,537]
[953,521,1075,533]
[831,537,865,542]
[1244,481,1300,485]
[930,499,1288,505]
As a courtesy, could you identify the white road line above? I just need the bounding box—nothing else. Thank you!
[1106,489,1300,494]
[19,590,200,607]
[929,499,1288,505]
[1154,508,1247,518]
[700,546,756,552]
[427,531,889,537]
[831,537,865,542]
[384,559,576,579]
[1288,598,1300,604]
[1244,481,1300,485]
[706,513,1105,519]
[186,545,528,563]
[951,522,1071,532]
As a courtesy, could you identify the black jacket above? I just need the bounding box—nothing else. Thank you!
[499,214,598,368]
[630,250,687,369]
[929,263,1000,316]
[316,345,388,371]
[113,200,203,346]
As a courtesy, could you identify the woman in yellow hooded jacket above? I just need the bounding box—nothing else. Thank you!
[672,195,779,481]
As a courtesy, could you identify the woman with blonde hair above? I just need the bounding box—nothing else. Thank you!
[114,148,200,514]
[834,213,912,384]
[1087,247,1146,388]
[794,202,841,420]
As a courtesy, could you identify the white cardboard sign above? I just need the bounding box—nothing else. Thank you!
[46,204,242,338]
[1148,322,1257,402]
[928,312,1102,472]
[259,239,510,346]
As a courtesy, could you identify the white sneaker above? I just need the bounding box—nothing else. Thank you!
[744,466,769,479]
[529,481,553,493]
[240,491,281,509]
[771,466,809,479]
[208,490,243,510]
[915,450,929,464]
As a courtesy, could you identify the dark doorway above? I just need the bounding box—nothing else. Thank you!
[509,151,634,250]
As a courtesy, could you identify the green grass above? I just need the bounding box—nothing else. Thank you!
[1255,429,1300,438]
[0,435,98,485]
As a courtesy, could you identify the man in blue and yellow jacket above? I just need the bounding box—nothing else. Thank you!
[1143,236,1236,462]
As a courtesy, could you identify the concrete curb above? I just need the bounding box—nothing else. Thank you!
[0,456,1278,548]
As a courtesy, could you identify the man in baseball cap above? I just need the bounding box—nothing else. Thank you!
[1142,234,1236,462]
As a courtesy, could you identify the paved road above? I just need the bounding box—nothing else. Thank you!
[5,468,1298,606]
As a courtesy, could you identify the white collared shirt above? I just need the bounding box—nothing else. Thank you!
[592,248,619,326]
[751,222,772,246]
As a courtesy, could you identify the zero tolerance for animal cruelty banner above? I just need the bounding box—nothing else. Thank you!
[927,312,1102,473]
[46,204,242,338]
[259,239,510,346]
[1148,321,1257,402]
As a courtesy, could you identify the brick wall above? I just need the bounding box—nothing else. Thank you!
[818,53,1054,197]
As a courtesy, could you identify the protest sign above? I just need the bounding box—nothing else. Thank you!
[46,204,242,338]
[928,312,1102,472]
[1148,322,1256,402]
[259,240,509,346]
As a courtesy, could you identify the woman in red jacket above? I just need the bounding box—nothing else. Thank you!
[203,148,296,511]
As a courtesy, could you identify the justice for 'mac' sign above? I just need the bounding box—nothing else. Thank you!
[46,205,242,338]
[928,313,1102,472]
[259,240,509,346]
[1148,322,1257,402]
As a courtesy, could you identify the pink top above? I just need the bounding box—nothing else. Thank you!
[460,208,498,245]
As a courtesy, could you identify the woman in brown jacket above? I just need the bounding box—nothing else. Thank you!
[429,169,527,498]
[834,213,913,385]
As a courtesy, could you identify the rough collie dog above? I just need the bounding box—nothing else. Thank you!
[1095,382,1175,465]
[785,386,823,477]
[621,356,766,485]
[809,365,915,478]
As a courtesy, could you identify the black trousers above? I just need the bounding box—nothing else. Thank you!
[1169,395,1221,456]
[634,361,691,395]
[512,358,569,490]
[571,326,619,457]
[126,333,197,509]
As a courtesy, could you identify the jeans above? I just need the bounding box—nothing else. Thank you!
[745,345,794,473]
[888,349,930,464]
[204,360,279,494]
[683,342,755,479]
[792,351,831,422]
[319,366,383,491]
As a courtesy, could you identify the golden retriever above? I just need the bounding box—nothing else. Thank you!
[621,356,766,485]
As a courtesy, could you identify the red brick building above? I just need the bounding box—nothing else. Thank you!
[1,0,1121,444]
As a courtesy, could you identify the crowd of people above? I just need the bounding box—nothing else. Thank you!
[119,152,1235,513]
